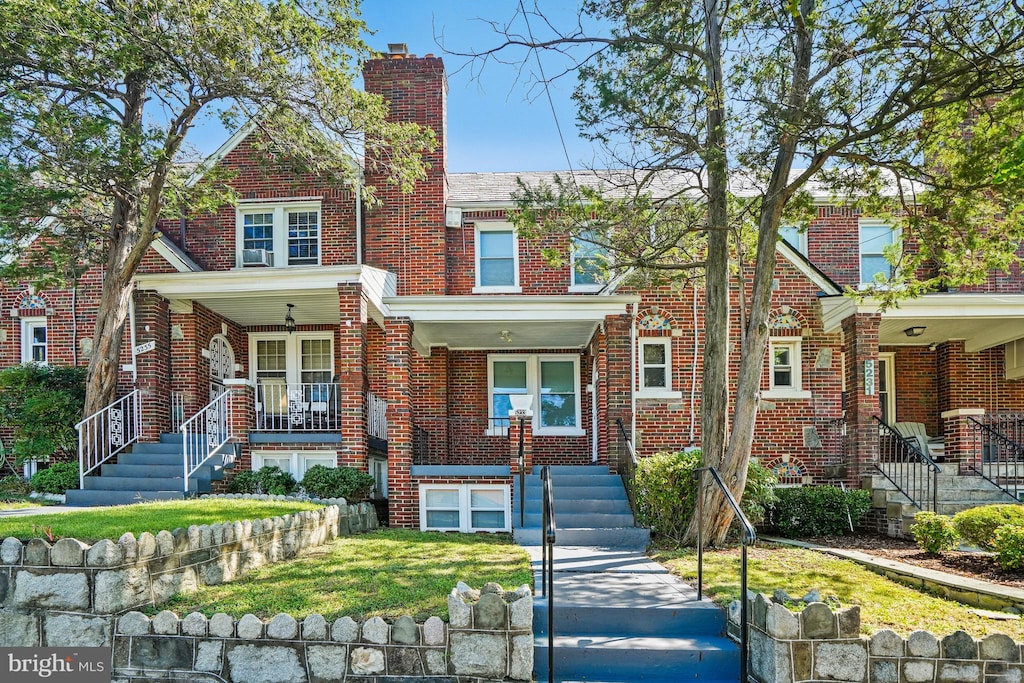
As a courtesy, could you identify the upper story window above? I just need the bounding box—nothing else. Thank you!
[571,230,608,291]
[778,225,808,256]
[237,200,321,268]
[21,317,47,364]
[474,223,520,293]
[860,220,895,285]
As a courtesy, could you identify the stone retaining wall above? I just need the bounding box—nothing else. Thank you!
[730,591,1024,683]
[0,497,378,616]
[3,582,532,682]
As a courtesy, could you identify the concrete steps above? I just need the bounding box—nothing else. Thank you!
[513,466,650,549]
[65,433,230,507]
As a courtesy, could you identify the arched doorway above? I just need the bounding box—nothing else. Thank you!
[209,334,235,400]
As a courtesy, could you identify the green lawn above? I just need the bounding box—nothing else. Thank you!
[155,529,532,621]
[0,499,325,542]
[651,542,1024,639]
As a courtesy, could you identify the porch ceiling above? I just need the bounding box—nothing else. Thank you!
[822,293,1024,352]
[384,294,640,351]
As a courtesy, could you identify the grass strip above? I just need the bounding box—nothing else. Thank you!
[0,499,325,542]
[155,529,532,622]
[651,542,1024,639]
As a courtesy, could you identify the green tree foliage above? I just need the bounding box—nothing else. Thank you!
[474,0,1024,543]
[0,364,87,466]
[0,0,434,415]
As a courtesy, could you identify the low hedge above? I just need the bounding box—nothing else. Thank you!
[300,465,374,501]
[767,485,871,537]
[952,504,1024,549]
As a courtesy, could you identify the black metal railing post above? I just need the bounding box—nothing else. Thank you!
[541,465,556,683]
[873,417,941,511]
[694,466,756,683]
[519,416,526,527]
[966,415,1024,502]
[616,418,640,520]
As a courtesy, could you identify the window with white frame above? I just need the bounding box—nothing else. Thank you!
[420,484,510,532]
[571,230,608,289]
[21,317,47,364]
[237,200,322,268]
[251,333,333,385]
[860,220,896,285]
[488,355,582,435]
[474,223,520,292]
[764,338,811,399]
[638,339,679,396]
[252,451,337,479]
[778,225,808,256]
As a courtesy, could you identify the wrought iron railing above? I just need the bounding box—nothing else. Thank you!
[255,382,340,432]
[412,417,512,465]
[76,390,141,489]
[367,391,387,441]
[181,392,233,494]
[616,418,640,520]
[540,465,556,683]
[873,417,939,512]
[170,391,185,432]
[967,414,1024,502]
[693,466,756,683]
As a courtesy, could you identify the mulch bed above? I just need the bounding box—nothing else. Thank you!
[799,533,1024,589]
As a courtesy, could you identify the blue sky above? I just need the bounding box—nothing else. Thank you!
[187,1,600,173]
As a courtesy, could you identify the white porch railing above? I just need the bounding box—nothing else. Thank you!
[181,392,234,493]
[76,390,141,489]
[170,391,185,431]
[255,382,340,432]
[367,391,387,441]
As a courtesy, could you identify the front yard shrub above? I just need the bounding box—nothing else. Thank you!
[0,475,32,498]
[0,364,86,466]
[768,486,871,537]
[635,450,778,544]
[910,511,959,554]
[953,504,1024,549]
[993,524,1024,570]
[30,461,79,494]
[228,466,298,496]
[300,465,374,501]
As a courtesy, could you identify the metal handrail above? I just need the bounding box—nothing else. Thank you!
[694,466,756,683]
[367,391,388,441]
[616,418,640,520]
[966,416,1024,502]
[181,392,234,494]
[76,390,141,489]
[873,417,939,511]
[517,415,527,527]
[540,465,556,683]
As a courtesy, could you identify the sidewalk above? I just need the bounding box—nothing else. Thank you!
[0,504,91,518]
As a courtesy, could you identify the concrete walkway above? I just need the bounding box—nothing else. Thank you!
[0,504,92,517]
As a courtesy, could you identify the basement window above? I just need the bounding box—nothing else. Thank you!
[420,484,510,533]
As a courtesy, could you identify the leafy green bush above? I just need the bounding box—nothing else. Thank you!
[228,466,298,496]
[0,364,86,465]
[952,504,1024,549]
[30,461,79,494]
[911,511,959,554]
[768,486,872,537]
[993,524,1024,570]
[300,465,374,501]
[634,450,778,544]
[0,474,32,498]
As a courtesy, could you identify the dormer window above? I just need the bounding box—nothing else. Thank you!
[236,200,321,268]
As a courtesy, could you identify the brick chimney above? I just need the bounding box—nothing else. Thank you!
[363,44,448,295]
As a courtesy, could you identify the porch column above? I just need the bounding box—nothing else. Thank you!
[604,313,633,472]
[386,317,414,528]
[508,408,534,474]
[338,283,367,468]
[937,341,986,463]
[224,378,255,477]
[842,312,881,479]
[134,291,171,441]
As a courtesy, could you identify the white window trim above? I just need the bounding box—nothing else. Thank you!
[569,231,607,292]
[236,199,323,269]
[487,354,584,436]
[249,331,334,385]
[878,352,896,424]
[252,451,337,479]
[779,225,808,256]
[858,219,899,288]
[764,337,812,400]
[473,222,522,293]
[419,483,511,533]
[637,338,682,399]
[20,316,47,365]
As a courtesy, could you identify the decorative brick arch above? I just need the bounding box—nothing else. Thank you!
[636,306,675,333]
[768,305,807,337]
[17,291,49,313]
[762,454,812,487]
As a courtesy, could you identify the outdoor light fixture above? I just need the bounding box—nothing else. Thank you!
[499,329,513,343]
[285,303,296,334]
[904,326,926,337]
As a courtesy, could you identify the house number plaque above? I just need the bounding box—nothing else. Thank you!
[864,359,875,395]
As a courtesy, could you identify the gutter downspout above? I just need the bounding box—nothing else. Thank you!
[355,182,363,266]
[128,295,138,384]
[630,302,638,446]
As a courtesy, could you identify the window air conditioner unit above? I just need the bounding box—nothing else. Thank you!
[241,249,274,267]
